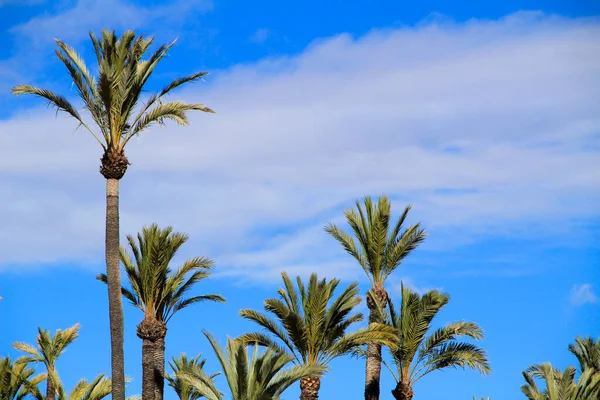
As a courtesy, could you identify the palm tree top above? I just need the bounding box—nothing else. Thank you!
[386,284,490,385]
[325,195,426,287]
[521,362,600,400]
[239,271,396,367]
[568,336,600,373]
[97,224,224,322]
[12,29,213,155]
[13,324,80,368]
[178,331,324,400]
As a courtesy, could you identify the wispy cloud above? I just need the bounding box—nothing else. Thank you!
[1,12,599,281]
[249,28,271,44]
[570,283,599,306]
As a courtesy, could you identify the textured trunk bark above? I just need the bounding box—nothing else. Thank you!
[141,338,155,400]
[153,337,165,400]
[106,178,125,400]
[138,317,167,400]
[364,285,388,400]
[299,376,320,400]
[391,381,414,400]
[45,367,54,400]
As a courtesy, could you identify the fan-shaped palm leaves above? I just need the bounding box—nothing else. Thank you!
[12,31,214,400]
[98,224,224,400]
[521,362,600,400]
[0,357,45,400]
[384,284,490,400]
[178,332,324,400]
[166,354,218,400]
[13,324,80,400]
[325,195,426,400]
[568,336,600,373]
[239,272,395,400]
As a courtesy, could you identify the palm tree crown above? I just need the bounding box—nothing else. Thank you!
[98,224,225,323]
[385,284,490,400]
[12,29,213,177]
[166,354,219,400]
[239,272,395,366]
[521,363,600,400]
[0,357,46,400]
[179,332,324,400]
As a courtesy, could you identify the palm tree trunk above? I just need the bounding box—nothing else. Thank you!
[138,317,167,400]
[391,381,414,400]
[106,178,125,400]
[364,340,382,400]
[153,337,165,400]
[299,376,320,400]
[45,367,55,400]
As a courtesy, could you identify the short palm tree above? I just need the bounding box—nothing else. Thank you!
[52,374,112,400]
[568,336,600,373]
[98,224,224,400]
[239,272,395,400]
[13,30,214,400]
[13,324,80,400]
[325,195,426,400]
[0,357,45,400]
[384,284,490,400]
[521,362,600,400]
[179,332,324,400]
[166,354,218,400]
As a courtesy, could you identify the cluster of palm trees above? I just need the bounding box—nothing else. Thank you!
[1,29,598,400]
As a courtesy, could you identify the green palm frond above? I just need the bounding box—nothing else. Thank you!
[521,361,600,400]
[14,324,80,370]
[1,357,46,400]
[385,284,489,387]
[96,224,224,323]
[184,331,324,400]
[325,196,426,287]
[568,336,600,373]
[166,353,220,400]
[13,30,213,154]
[239,272,396,371]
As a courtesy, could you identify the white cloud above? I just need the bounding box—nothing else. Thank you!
[570,284,599,306]
[1,12,599,280]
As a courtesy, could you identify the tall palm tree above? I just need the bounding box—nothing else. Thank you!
[325,195,426,400]
[0,357,45,400]
[98,224,224,400]
[521,362,600,400]
[179,332,324,400]
[239,272,395,400]
[13,324,80,400]
[165,354,218,400]
[384,285,490,400]
[568,336,600,373]
[12,30,214,400]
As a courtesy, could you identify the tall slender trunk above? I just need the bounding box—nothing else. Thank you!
[299,376,320,400]
[45,367,55,400]
[106,178,125,400]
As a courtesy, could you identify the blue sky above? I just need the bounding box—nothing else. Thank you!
[1,0,599,399]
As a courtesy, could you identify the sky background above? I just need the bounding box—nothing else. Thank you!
[1,0,599,399]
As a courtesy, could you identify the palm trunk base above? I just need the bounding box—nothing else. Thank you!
[391,381,414,400]
[138,317,167,400]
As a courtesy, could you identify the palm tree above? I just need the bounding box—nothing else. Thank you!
[569,336,600,373]
[166,354,218,400]
[239,272,395,400]
[325,195,426,400]
[12,30,214,400]
[521,363,600,400]
[384,284,490,400]
[0,357,45,400]
[13,324,80,400]
[51,373,112,400]
[178,332,324,400]
[98,224,224,400]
